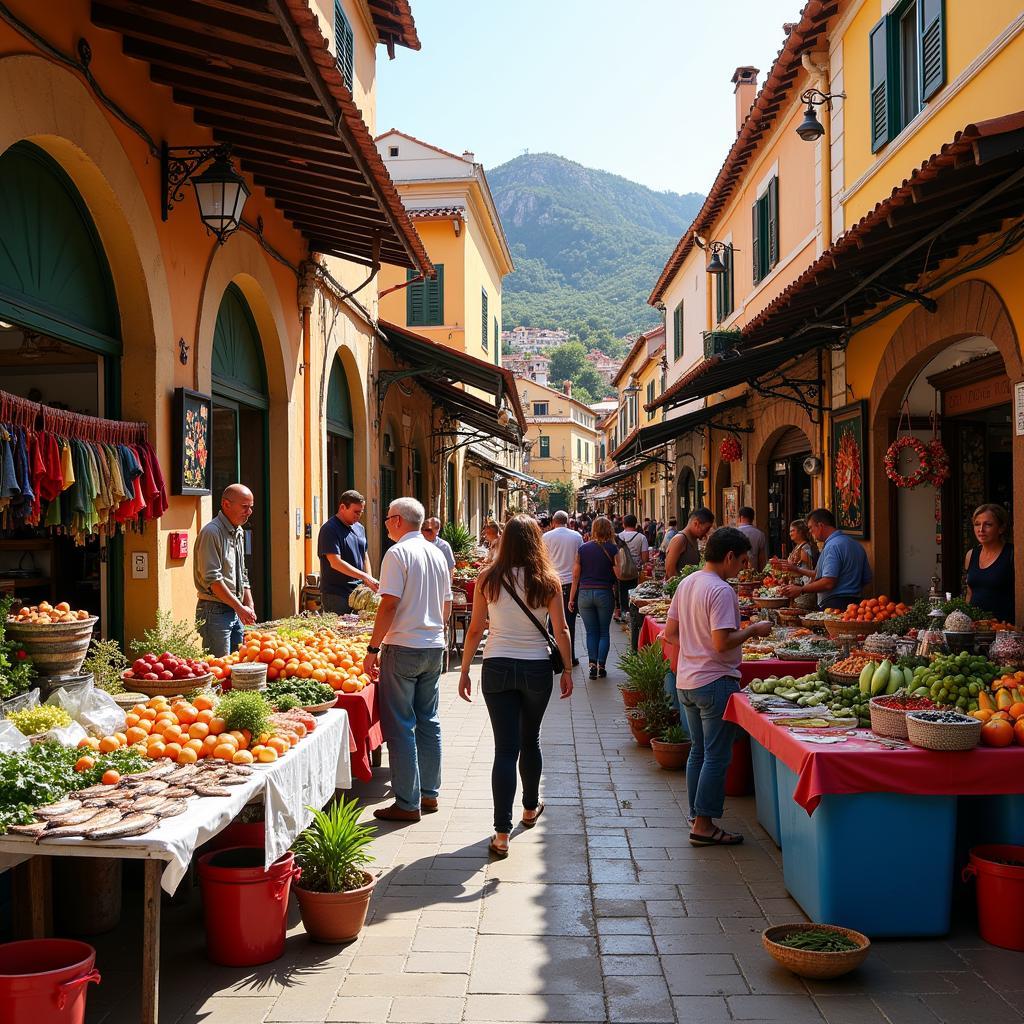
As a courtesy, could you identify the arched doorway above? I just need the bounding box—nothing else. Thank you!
[210,283,269,616]
[0,140,123,635]
[765,427,812,556]
[326,356,354,511]
[379,423,398,556]
[677,466,696,522]
[714,459,733,525]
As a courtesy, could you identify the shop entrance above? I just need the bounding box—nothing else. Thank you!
[0,141,123,637]
[326,357,355,512]
[210,284,269,617]
[766,427,812,557]
[380,428,397,557]
[677,466,696,522]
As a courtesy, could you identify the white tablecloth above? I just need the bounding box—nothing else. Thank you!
[0,708,351,893]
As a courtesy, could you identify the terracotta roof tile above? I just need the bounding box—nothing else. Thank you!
[367,1,420,51]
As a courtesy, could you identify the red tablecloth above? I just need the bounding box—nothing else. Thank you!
[725,692,1024,814]
[640,617,810,685]
[334,682,383,783]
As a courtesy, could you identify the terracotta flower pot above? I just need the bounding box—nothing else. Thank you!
[650,738,691,770]
[294,871,377,943]
[620,688,642,709]
[628,716,655,747]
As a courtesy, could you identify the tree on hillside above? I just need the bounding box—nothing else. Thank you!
[548,341,589,383]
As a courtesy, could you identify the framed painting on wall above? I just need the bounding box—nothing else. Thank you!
[721,486,740,527]
[831,400,868,538]
[172,387,212,496]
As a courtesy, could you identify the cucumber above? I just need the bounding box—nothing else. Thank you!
[858,662,875,695]
[871,659,892,696]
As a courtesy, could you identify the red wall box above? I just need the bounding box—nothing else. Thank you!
[169,532,188,559]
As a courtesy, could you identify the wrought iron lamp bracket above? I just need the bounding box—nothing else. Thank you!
[161,143,224,222]
[749,375,829,424]
[376,367,440,422]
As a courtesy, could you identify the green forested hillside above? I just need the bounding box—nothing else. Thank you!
[489,154,703,347]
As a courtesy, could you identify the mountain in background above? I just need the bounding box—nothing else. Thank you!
[489,153,704,350]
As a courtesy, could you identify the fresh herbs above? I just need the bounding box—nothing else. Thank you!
[265,678,335,709]
[0,595,34,700]
[130,610,206,660]
[663,562,703,598]
[215,690,271,738]
[7,705,72,736]
[776,929,860,953]
[82,637,128,694]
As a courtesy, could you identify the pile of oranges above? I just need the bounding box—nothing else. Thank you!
[840,596,909,624]
[207,628,371,693]
[76,694,289,765]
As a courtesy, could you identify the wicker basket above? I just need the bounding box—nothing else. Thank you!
[776,608,805,626]
[753,596,789,609]
[827,669,865,687]
[5,616,98,676]
[824,618,884,639]
[869,697,915,739]
[906,711,981,751]
[762,923,870,979]
[121,671,214,698]
[229,662,268,691]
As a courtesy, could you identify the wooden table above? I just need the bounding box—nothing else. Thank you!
[0,709,352,1024]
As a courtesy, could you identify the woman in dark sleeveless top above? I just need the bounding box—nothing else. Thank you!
[964,503,1014,624]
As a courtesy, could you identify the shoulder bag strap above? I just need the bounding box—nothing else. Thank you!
[501,575,557,645]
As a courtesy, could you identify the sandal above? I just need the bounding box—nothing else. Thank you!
[521,802,545,828]
[688,827,743,847]
[488,835,510,858]
[597,665,607,678]
[589,664,598,679]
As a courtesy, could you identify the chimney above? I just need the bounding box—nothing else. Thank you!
[562,379,572,398]
[732,66,759,133]
[462,150,475,162]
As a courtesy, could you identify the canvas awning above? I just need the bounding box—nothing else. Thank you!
[613,397,747,462]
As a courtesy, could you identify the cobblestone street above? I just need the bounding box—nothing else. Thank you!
[82,625,1022,1024]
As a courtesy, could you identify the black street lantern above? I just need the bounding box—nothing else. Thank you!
[162,143,250,244]
[706,248,727,275]
[795,88,846,143]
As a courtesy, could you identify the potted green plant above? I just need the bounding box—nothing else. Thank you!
[628,693,675,748]
[651,724,691,770]
[292,797,377,943]
[440,522,476,563]
[617,642,670,709]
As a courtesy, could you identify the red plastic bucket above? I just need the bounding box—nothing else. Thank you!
[197,846,300,966]
[963,844,1024,950]
[207,820,266,854]
[0,939,100,1024]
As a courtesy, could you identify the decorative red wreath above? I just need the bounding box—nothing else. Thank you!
[719,436,742,463]
[884,436,932,489]
[925,439,950,487]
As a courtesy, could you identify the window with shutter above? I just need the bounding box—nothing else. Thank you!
[869,17,890,151]
[673,303,683,361]
[767,177,779,270]
[539,436,550,458]
[481,288,489,351]
[333,1,355,91]
[920,0,945,100]
[751,200,762,284]
[646,381,655,421]
[493,316,499,361]
[407,265,444,327]
[716,246,734,323]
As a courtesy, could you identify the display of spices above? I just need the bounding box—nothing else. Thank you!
[989,631,1024,668]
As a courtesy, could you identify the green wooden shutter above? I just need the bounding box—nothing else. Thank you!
[481,288,489,350]
[751,200,762,285]
[870,16,891,151]
[406,269,425,325]
[326,357,354,437]
[426,265,443,325]
[726,247,734,317]
[920,0,945,101]
[212,283,268,408]
[334,1,354,90]
[539,436,550,458]
[768,176,779,269]
[673,303,683,360]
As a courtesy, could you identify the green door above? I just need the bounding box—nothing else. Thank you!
[326,357,355,511]
[211,284,270,617]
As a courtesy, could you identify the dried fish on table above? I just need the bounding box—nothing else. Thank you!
[38,808,123,842]
[194,784,232,798]
[130,780,169,797]
[149,798,188,818]
[7,821,47,837]
[75,783,119,799]
[45,806,104,828]
[89,813,159,840]
[158,786,196,799]
[33,799,83,819]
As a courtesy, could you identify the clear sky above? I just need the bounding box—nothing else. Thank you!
[377,0,804,196]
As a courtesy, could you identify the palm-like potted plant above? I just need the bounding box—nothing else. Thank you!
[292,797,377,943]
[651,723,691,770]
[628,692,675,747]
[617,641,669,709]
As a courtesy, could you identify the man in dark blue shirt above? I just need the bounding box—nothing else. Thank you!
[317,489,377,613]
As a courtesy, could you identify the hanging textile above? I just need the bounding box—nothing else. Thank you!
[0,388,167,544]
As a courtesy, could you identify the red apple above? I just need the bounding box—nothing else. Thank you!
[143,672,159,681]
[133,659,149,675]
[159,670,174,681]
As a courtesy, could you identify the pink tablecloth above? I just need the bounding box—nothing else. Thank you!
[725,692,1024,814]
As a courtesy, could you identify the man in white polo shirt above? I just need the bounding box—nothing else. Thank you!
[543,510,583,666]
[364,497,452,823]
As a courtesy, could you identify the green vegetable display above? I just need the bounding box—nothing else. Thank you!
[7,704,72,736]
[0,742,147,833]
[215,690,271,738]
[880,597,992,635]
[0,595,34,700]
[663,562,703,598]
[265,678,336,708]
[776,929,860,953]
[912,652,1002,711]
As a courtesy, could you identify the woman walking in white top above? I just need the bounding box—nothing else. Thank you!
[459,515,573,857]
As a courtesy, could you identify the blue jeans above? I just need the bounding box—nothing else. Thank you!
[196,600,244,656]
[378,645,444,812]
[482,658,553,833]
[664,669,682,723]
[679,676,740,821]
[577,588,614,665]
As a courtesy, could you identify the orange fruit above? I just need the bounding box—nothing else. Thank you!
[197,709,214,725]
[208,717,226,736]
[1015,720,1024,747]
[185,738,204,754]
[98,736,121,753]
[75,755,96,772]
[227,731,245,748]
[202,735,220,756]
[140,708,157,722]
[175,704,198,725]
[162,724,183,744]
[213,743,237,761]
[147,741,167,759]
[267,737,289,756]
[189,722,210,740]
[164,742,182,762]
[256,746,278,763]
[177,747,198,764]
[126,726,149,745]
[981,719,1014,747]
[1009,703,1024,721]
[232,749,254,765]
[125,713,140,727]
[101,769,121,785]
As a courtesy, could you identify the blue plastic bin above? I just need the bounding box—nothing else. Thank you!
[775,762,956,937]
[958,794,1024,847]
[750,739,781,847]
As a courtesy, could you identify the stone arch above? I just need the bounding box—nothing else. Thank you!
[867,278,1023,603]
[748,399,817,531]
[0,54,172,641]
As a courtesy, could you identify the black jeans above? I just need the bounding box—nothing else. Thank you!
[321,591,351,614]
[481,658,554,834]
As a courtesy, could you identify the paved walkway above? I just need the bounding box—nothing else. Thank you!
[87,625,1021,1023]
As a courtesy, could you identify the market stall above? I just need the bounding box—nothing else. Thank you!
[334,682,382,782]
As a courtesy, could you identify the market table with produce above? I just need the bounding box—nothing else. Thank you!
[333,682,382,782]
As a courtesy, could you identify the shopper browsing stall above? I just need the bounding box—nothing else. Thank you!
[664,527,772,846]
[569,515,620,678]
[965,503,1015,625]
[422,517,456,582]
[544,510,583,666]
[317,489,377,613]
[780,508,871,610]
[664,508,715,579]
[737,507,768,572]
[194,483,257,656]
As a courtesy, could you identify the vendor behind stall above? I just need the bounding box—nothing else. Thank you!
[965,503,1014,625]
[780,508,870,611]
